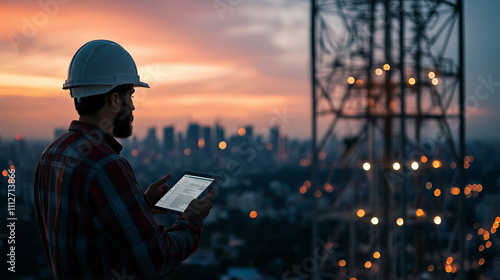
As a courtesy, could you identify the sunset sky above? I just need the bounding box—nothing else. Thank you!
[0,0,499,141]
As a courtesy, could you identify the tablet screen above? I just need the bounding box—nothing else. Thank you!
[154,174,215,213]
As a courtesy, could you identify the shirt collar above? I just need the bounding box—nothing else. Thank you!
[68,120,123,154]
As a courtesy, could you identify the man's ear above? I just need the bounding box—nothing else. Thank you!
[108,92,121,110]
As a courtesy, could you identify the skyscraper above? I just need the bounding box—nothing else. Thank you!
[144,127,159,153]
[163,126,175,154]
[216,123,225,146]
[270,126,279,158]
[187,123,200,154]
[245,125,253,139]
[203,126,211,157]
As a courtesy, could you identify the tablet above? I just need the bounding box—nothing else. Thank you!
[153,171,221,215]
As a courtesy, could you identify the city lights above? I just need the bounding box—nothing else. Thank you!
[383,64,390,70]
[347,76,355,84]
[411,161,419,170]
[363,162,371,171]
[428,71,436,79]
[249,211,257,219]
[432,78,439,85]
[425,182,433,189]
[373,251,380,259]
[484,231,490,240]
[131,149,139,157]
[408,78,416,85]
[238,127,246,136]
[300,159,311,167]
[416,208,425,217]
[357,209,366,218]
[365,261,372,268]
[396,217,404,226]
[371,217,379,225]
[299,186,307,194]
[445,265,452,273]
[434,216,442,225]
[339,259,346,267]
[198,138,205,148]
[375,68,383,75]
[432,160,441,168]
[219,141,227,150]
[184,148,191,156]
[324,183,334,192]
[393,162,401,170]
[434,189,441,197]
[319,151,327,160]
[421,155,428,163]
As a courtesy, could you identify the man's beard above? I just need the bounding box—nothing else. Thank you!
[113,106,133,138]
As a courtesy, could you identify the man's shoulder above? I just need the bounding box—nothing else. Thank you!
[41,130,126,170]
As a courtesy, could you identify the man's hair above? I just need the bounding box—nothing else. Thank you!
[74,84,133,116]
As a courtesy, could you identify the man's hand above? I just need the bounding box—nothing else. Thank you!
[184,189,215,220]
[145,173,171,213]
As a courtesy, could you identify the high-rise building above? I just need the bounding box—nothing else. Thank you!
[187,123,200,154]
[203,126,211,156]
[144,127,159,153]
[245,125,253,139]
[270,126,279,157]
[216,123,225,145]
[163,126,175,154]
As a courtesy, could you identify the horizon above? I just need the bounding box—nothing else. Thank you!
[1,0,499,142]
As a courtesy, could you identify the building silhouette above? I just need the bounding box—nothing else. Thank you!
[163,126,175,154]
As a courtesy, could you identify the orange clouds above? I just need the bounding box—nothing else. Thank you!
[0,0,311,140]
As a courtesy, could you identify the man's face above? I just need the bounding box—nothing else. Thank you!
[113,87,135,138]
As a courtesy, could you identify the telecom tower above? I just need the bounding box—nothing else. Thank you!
[310,0,465,279]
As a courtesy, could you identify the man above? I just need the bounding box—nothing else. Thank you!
[34,40,213,279]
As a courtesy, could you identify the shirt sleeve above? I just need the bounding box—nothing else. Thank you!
[88,157,203,279]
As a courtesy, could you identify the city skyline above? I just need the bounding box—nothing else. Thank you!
[1,0,500,141]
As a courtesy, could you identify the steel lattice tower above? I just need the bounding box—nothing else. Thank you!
[310,0,465,279]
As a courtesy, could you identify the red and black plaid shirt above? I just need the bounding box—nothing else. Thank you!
[34,121,202,279]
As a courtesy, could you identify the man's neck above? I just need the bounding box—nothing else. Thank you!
[79,115,114,135]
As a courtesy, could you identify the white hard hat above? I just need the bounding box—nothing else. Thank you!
[62,40,149,98]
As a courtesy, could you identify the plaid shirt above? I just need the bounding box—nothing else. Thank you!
[34,121,203,279]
